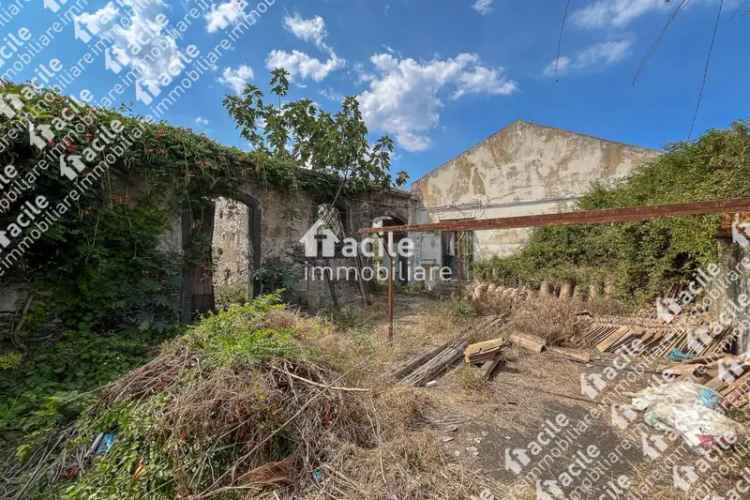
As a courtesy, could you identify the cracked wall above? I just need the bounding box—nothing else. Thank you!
[411,120,661,261]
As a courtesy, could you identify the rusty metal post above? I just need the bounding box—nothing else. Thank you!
[387,246,395,343]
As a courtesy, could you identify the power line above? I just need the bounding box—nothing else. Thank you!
[552,0,573,82]
[689,0,724,139]
[632,0,691,86]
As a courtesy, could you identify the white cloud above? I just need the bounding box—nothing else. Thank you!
[195,116,209,125]
[205,0,247,33]
[219,65,254,94]
[544,40,632,76]
[472,0,495,15]
[266,50,345,82]
[320,87,343,102]
[454,65,517,98]
[571,0,735,29]
[268,13,345,82]
[577,39,632,66]
[543,56,571,77]
[283,13,328,49]
[357,53,518,152]
[75,0,183,87]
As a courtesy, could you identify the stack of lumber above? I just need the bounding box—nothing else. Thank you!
[392,315,506,386]
[580,315,731,358]
[465,337,509,363]
[661,353,750,409]
[399,338,470,386]
[464,337,510,382]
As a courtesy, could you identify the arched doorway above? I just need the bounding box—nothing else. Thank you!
[181,191,261,319]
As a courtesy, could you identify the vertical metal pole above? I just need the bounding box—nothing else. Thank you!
[387,238,395,343]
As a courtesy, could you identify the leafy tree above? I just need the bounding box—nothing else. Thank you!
[223,68,408,190]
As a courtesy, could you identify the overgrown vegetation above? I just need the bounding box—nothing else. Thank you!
[0,72,407,465]
[3,294,488,499]
[474,122,750,304]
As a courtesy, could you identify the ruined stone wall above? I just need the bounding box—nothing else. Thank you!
[208,183,414,311]
[411,120,660,261]
[212,198,251,292]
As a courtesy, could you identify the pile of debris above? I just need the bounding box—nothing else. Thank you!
[625,381,745,452]
[662,353,750,409]
[393,315,591,387]
[392,315,505,386]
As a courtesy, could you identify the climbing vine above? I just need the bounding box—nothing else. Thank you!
[474,121,750,304]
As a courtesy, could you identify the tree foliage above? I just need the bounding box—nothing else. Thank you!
[224,68,409,190]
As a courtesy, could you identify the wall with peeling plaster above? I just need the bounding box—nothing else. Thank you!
[411,120,661,261]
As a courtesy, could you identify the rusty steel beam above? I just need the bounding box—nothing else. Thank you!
[359,198,750,235]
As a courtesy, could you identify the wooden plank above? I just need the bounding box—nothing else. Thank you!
[480,355,505,381]
[596,326,631,353]
[547,346,591,363]
[510,333,546,353]
[465,337,509,363]
[391,341,451,381]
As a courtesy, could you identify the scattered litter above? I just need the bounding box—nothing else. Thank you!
[659,353,750,409]
[312,468,323,483]
[95,432,115,455]
[442,436,454,443]
[668,348,694,363]
[425,380,437,387]
[628,381,742,452]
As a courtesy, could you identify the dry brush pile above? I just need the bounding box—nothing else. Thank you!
[3,294,488,499]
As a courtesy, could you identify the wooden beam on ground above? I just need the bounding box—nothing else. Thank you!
[547,346,591,363]
[359,198,750,235]
[510,333,547,353]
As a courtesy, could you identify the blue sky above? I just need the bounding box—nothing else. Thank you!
[2,0,749,183]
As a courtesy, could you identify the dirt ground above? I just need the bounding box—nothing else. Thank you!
[340,293,750,500]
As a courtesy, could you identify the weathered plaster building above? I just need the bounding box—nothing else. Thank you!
[409,120,660,278]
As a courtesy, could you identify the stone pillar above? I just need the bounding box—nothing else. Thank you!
[713,238,750,353]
